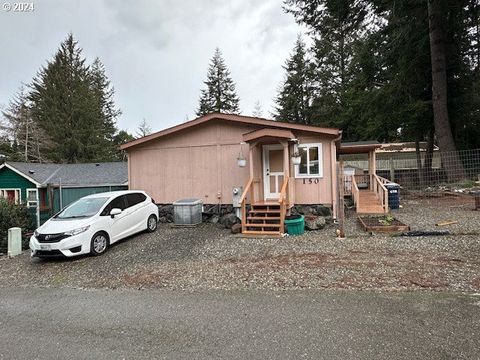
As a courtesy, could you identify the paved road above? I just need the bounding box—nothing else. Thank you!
[0,288,479,359]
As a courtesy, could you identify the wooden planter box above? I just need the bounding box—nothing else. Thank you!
[358,216,410,233]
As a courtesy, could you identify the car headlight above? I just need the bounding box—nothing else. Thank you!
[64,226,90,236]
[34,230,39,237]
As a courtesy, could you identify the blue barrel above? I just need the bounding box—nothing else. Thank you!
[385,183,400,210]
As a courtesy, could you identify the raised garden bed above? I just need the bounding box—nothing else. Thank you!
[358,215,410,233]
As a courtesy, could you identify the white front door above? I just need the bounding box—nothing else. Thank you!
[263,145,284,200]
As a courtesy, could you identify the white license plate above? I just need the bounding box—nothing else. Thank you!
[40,245,51,251]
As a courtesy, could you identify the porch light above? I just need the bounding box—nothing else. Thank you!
[291,143,301,165]
[237,142,247,167]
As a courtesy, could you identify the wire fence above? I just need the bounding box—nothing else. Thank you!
[340,148,480,210]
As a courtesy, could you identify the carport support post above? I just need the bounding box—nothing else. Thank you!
[8,227,22,258]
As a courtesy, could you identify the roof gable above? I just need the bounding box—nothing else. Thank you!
[121,113,342,150]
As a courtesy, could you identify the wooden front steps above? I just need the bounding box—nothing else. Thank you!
[243,202,283,235]
[356,190,385,214]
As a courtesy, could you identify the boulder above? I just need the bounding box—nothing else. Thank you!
[219,213,240,228]
[159,204,173,216]
[231,223,242,234]
[313,205,331,217]
[209,215,220,224]
[304,215,326,231]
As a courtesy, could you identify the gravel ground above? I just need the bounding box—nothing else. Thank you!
[0,198,479,292]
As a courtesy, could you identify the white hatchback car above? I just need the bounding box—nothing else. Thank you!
[30,190,159,258]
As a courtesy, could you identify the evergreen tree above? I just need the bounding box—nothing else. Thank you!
[113,129,135,161]
[274,36,315,124]
[136,119,152,138]
[197,48,240,116]
[28,34,120,163]
[89,58,121,161]
[285,0,369,130]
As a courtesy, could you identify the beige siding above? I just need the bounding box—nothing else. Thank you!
[292,137,333,205]
[128,120,336,205]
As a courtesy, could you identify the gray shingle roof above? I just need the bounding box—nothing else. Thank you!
[5,162,128,187]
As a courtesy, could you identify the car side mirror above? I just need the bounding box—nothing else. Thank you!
[110,208,122,218]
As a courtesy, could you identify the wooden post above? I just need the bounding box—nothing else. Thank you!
[338,160,346,238]
[249,144,254,203]
[368,150,376,190]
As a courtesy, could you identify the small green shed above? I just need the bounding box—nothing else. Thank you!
[0,162,128,226]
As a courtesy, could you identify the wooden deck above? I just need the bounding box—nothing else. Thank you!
[356,190,385,214]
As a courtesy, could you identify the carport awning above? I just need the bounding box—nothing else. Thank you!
[242,128,295,143]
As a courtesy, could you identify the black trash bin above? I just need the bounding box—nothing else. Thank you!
[385,183,400,210]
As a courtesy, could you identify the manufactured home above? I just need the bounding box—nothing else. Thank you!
[121,113,390,235]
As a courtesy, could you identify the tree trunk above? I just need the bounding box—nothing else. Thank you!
[427,0,464,181]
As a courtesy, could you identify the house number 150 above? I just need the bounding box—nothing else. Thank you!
[302,178,319,185]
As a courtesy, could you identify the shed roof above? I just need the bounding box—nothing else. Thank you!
[121,113,342,150]
[338,141,382,154]
[0,162,128,187]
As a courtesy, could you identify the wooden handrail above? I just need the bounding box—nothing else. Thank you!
[239,178,253,204]
[240,178,254,233]
[351,173,360,210]
[278,177,289,233]
[278,177,289,204]
[376,175,390,185]
[373,174,389,213]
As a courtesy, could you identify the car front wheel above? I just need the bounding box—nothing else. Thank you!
[147,215,158,232]
[90,232,109,256]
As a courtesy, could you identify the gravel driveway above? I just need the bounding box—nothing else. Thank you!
[0,199,479,292]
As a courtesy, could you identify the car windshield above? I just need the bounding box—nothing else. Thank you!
[55,197,109,219]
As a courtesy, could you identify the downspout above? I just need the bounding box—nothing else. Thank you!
[331,132,343,220]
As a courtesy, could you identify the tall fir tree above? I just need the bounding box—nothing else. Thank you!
[29,34,119,163]
[274,36,315,124]
[197,48,240,116]
[89,58,121,161]
[285,0,369,131]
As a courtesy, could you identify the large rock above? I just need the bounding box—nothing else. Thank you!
[231,223,242,234]
[209,215,220,224]
[304,215,326,231]
[158,204,173,217]
[312,205,331,217]
[219,213,240,228]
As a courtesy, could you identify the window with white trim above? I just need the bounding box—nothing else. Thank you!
[295,143,323,177]
[0,189,21,204]
[26,189,38,208]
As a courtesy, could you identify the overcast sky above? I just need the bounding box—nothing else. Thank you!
[0,0,305,134]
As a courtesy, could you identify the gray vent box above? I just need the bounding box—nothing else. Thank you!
[173,198,203,225]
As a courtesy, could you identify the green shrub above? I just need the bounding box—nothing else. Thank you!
[0,198,36,251]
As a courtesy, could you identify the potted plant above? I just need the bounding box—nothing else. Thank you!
[291,151,301,165]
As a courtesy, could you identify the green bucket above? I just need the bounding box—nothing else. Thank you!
[284,214,305,235]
